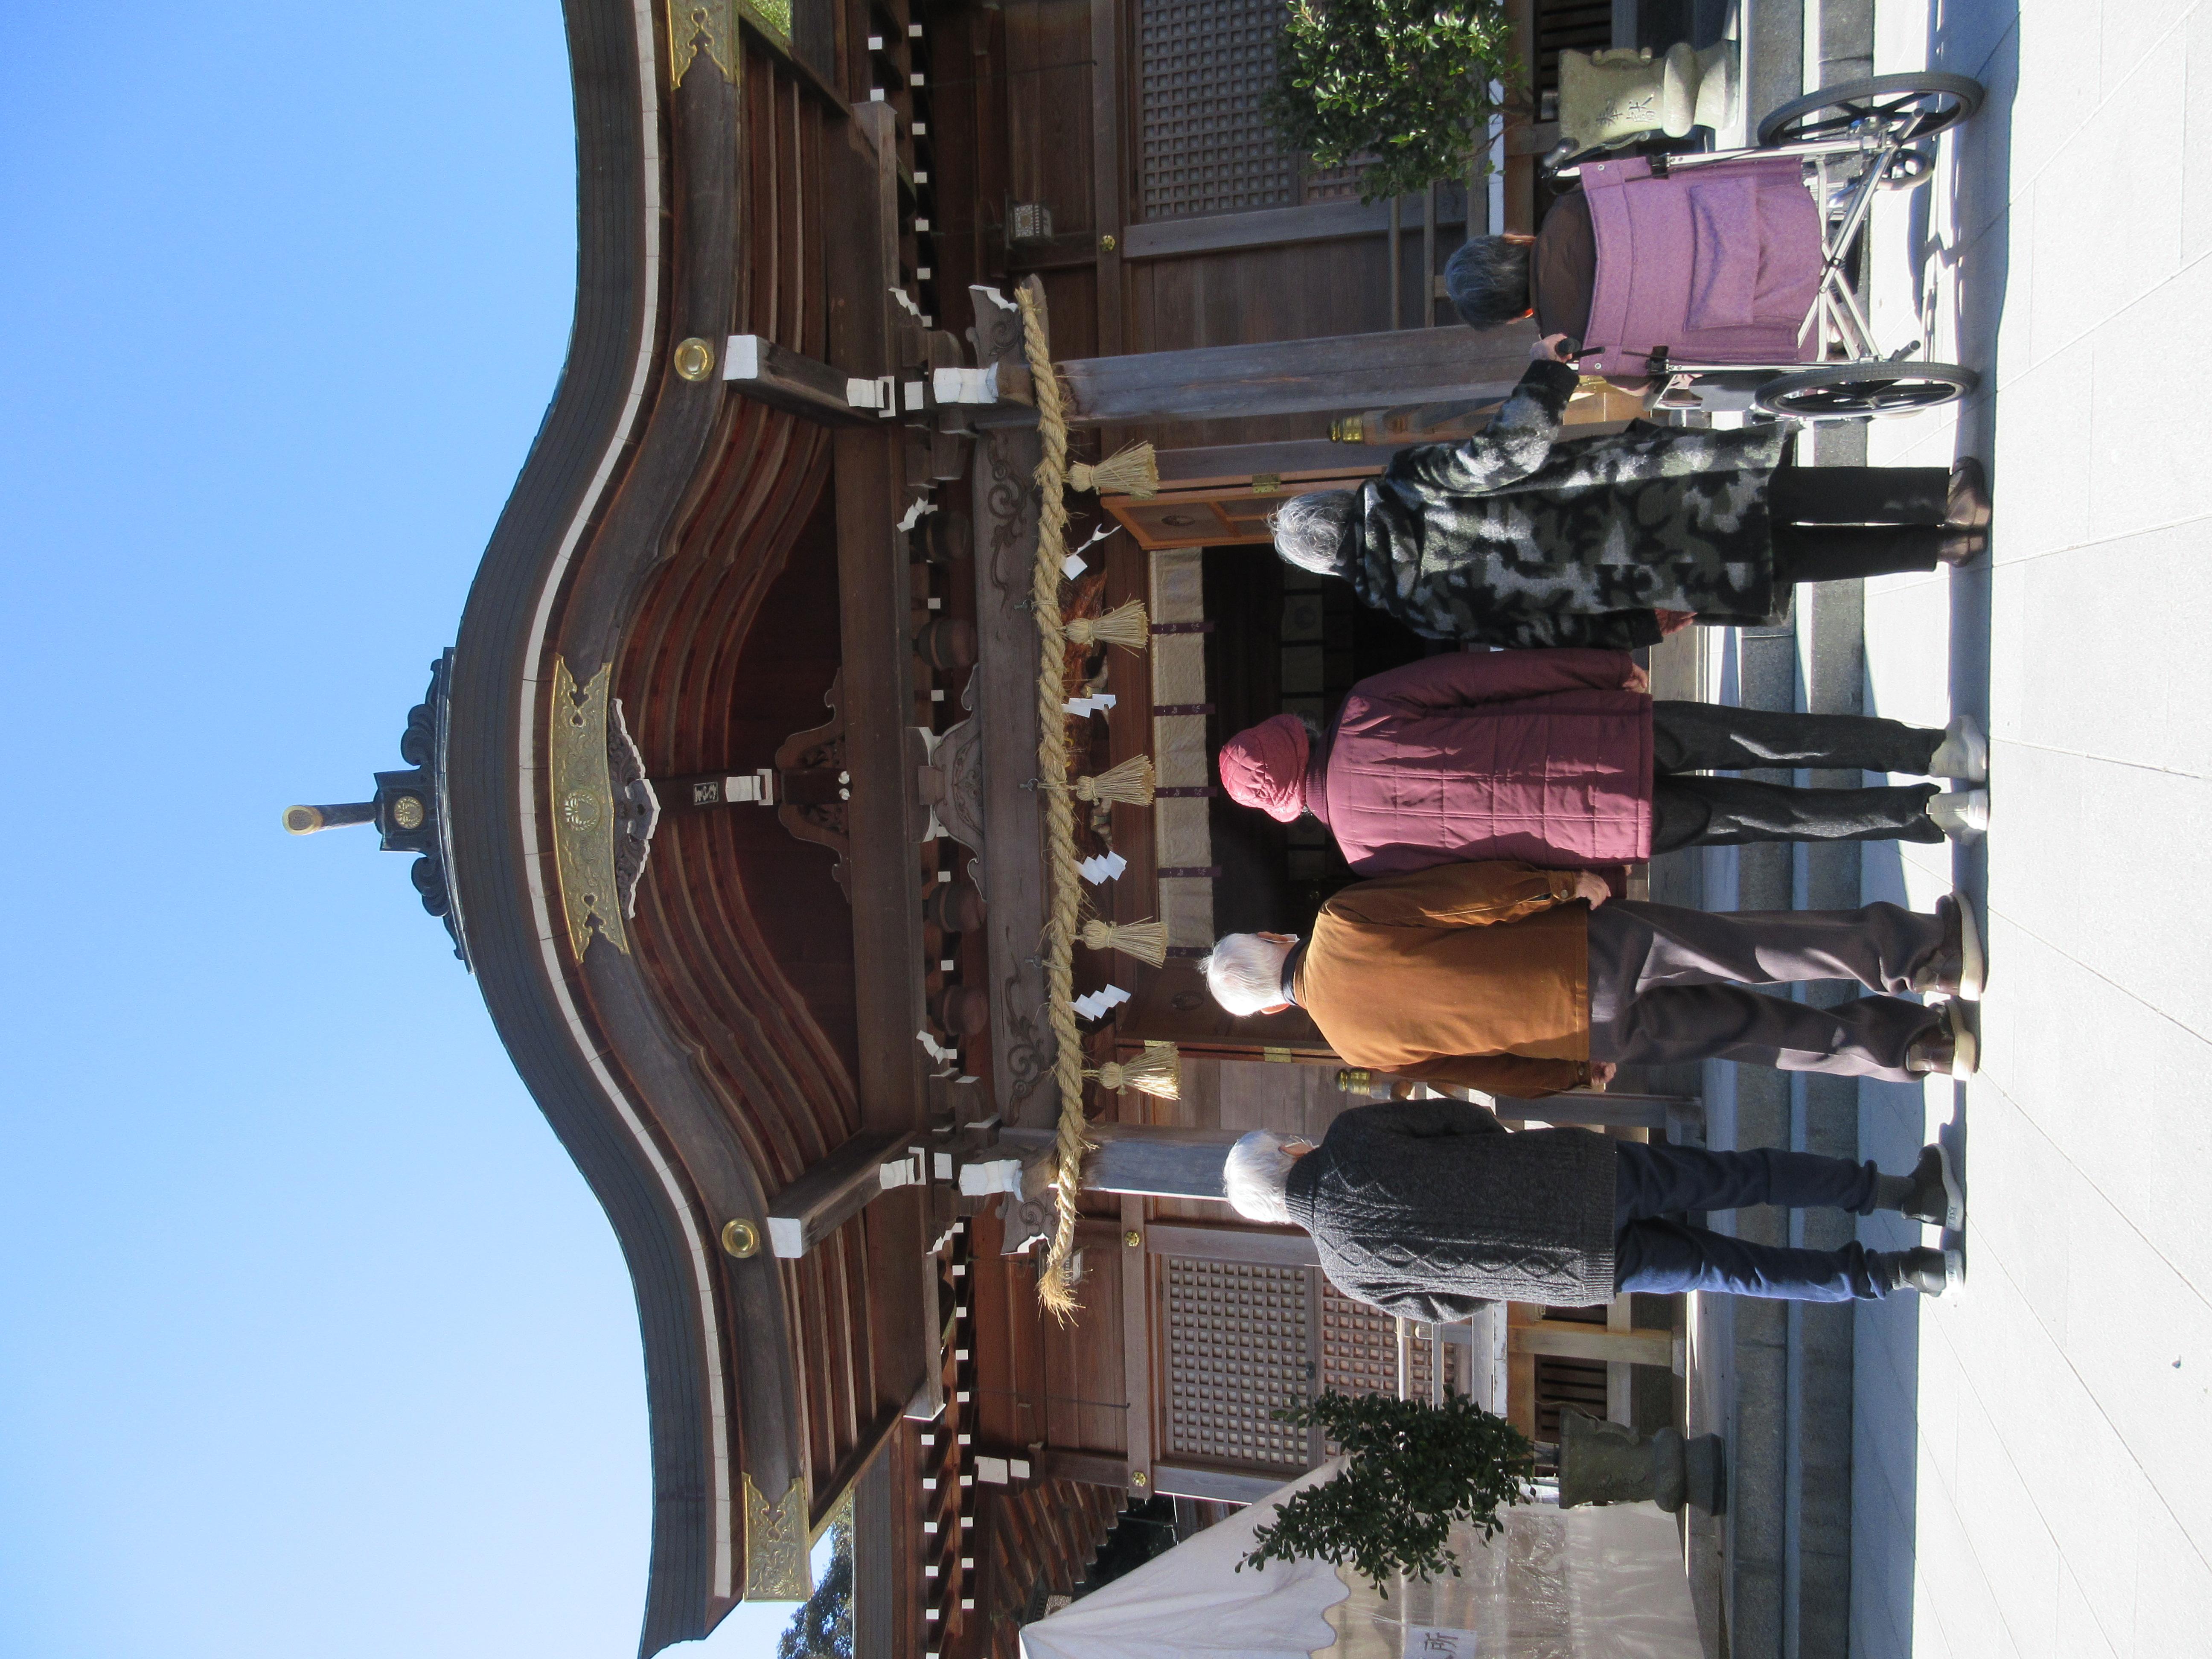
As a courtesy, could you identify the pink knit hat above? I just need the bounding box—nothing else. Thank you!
[1217,714,1311,823]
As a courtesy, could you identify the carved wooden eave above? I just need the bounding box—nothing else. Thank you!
[429,3,919,1653]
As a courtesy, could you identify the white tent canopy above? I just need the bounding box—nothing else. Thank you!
[1019,1465,1701,1659]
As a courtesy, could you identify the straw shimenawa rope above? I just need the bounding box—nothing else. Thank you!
[1083,1040,1182,1099]
[1065,598,1151,652]
[1017,282,1092,1318]
[1018,286,1168,1316]
[1072,754,1156,807]
[1079,916,1167,966]
[1068,442,1160,498]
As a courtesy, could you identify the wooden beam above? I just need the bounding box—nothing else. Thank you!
[1153,438,1401,490]
[1606,1295,1636,1424]
[1036,1449,1130,1489]
[1506,1301,1540,1441]
[824,99,935,1460]
[962,285,1057,1127]
[721,333,875,426]
[1509,1318,1675,1368]
[904,1222,946,1423]
[1089,0,1125,356]
[1149,1463,1292,1505]
[1142,1221,1321,1267]
[1120,1194,1153,1498]
[1466,1304,1510,1416]
[1121,196,1472,262]
[765,1128,917,1257]
[827,104,928,1138]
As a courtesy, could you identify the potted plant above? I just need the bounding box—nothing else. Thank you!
[1239,1388,1534,1591]
[1265,0,1521,203]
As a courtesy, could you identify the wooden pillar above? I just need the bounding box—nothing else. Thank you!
[960,321,1538,431]
[995,1122,1242,1200]
[1055,322,1536,425]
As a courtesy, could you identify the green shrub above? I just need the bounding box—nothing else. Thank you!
[1266,0,1520,202]
[1240,1388,1534,1591]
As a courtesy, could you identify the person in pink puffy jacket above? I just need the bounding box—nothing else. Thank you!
[1217,649,1989,870]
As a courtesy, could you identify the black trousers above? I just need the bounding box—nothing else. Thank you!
[1612,1142,1887,1301]
[1769,465,1950,584]
[1648,701,1946,853]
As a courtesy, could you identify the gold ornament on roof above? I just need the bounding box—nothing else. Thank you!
[673,337,716,381]
[549,658,629,958]
[667,1,737,85]
[744,1474,811,1601]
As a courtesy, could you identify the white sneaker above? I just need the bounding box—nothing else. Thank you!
[1930,789,1989,841]
[1929,715,1988,783]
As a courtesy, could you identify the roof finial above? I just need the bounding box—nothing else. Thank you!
[282,802,378,835]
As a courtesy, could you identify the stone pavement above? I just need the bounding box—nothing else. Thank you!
[1845,2,2212,1656]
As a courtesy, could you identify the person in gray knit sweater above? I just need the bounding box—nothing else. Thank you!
[1226,1100,1964,1315]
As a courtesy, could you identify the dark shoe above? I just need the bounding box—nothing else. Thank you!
[1870,1244,1963,1297]
[1938,525,1988,565]
[1946,456,1991,531]
[1921,894,1986,1000]
[1906,1000,1979,1077]
[1897,1143,1965,1229]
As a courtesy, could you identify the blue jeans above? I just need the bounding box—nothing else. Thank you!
[1612,1142,1886,1302]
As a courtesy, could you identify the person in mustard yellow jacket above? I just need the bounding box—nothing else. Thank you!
[1201,861,1982,1094]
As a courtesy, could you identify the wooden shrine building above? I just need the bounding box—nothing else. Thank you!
[288,2,1689,1655]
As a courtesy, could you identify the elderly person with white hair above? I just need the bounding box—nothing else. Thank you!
[1222,1106,1966,1310]
[1272,335,1991,649]
[1203,860,1982,1091]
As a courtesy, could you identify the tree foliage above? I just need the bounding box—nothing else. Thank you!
[1240,1388,1534,1592]
[1265,0,1521,202]
[776,1516,854,1659]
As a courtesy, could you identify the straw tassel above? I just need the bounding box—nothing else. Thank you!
[1065,599,1152,652]
[1080,916,1167,966]
[1068,442,1159,499]
[1072,754,1155,807]
[1084,1041,1182,1099]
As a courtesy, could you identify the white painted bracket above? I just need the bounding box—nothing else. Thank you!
[931,364,998,405]
[844,373,899,417]
[719,768,774,804]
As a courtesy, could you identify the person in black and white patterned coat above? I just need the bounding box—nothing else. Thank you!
[1275,338,1992,650]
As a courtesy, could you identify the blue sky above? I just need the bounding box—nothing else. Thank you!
[0,5,810,1654]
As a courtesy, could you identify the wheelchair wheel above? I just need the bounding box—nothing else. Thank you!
[1753,362,1978,419]
[1756,73,1983,148]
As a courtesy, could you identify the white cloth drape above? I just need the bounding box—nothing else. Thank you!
[1019,1466,1701,1659]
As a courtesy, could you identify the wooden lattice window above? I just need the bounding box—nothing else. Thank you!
[1318,1283,1464,1447]
[1160,1258,1316,1468]
[1135,0,1374,219]
[1155,1249,1475,1481]
[1319,1281,1403,1397]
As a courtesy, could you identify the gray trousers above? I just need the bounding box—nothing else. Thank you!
[1585,900,1946,1082]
